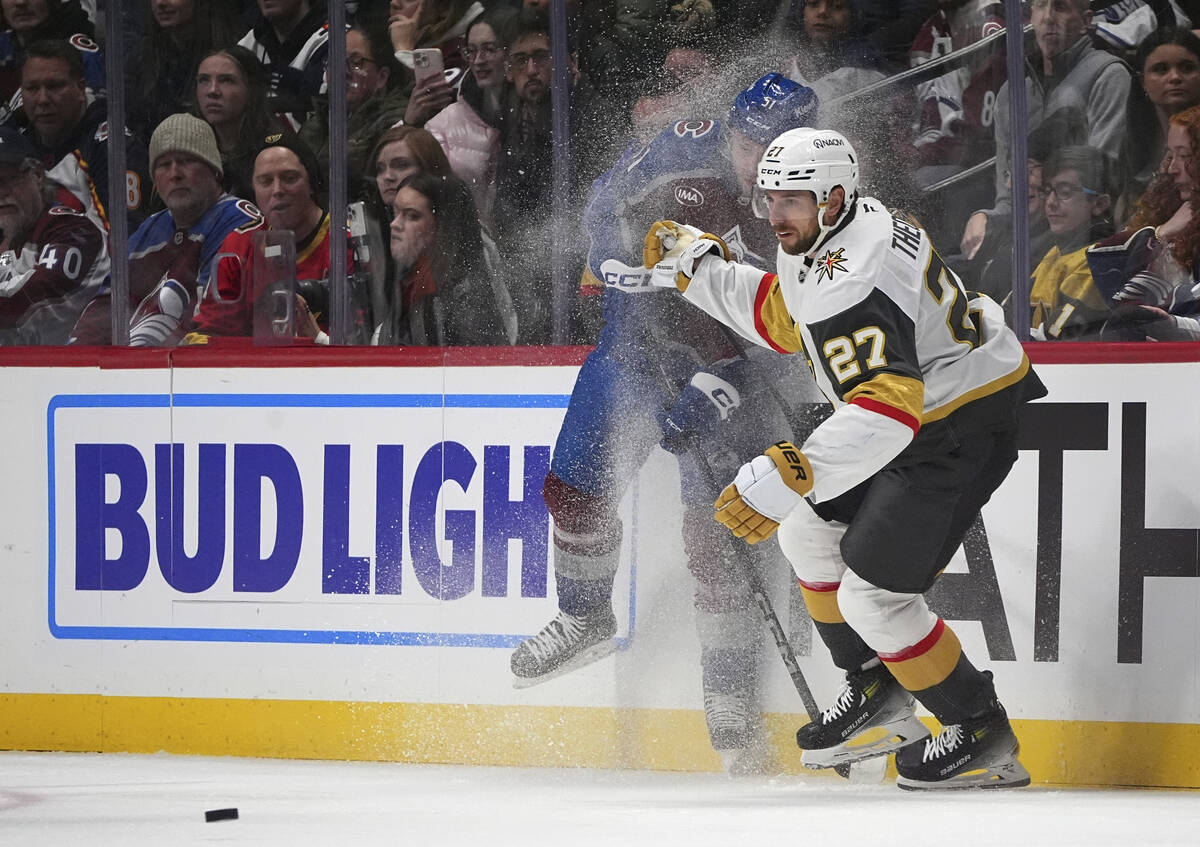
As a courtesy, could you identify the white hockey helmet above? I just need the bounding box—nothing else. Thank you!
[756,127,859,205]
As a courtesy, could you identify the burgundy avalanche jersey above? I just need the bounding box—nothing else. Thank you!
[581,118,778,364]
[0,198,108,345]
[909,2,1006,167]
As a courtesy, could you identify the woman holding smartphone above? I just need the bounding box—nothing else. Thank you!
[388,0,483,126]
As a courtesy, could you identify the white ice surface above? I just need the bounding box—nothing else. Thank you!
[1,752,1197,846]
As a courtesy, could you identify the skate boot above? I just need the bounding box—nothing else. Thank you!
[895,704,1030,790]
[511,608,617,688]
[795,663,930,769]
[705,692,777,776]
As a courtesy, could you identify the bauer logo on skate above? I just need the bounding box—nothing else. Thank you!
[45,390,631,647]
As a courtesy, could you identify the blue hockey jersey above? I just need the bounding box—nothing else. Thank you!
[580,117,779,365]
[70,194,263,345]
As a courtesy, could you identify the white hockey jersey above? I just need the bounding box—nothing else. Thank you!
[681,196,1032,503]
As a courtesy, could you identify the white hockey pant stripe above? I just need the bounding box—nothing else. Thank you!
[552,528,620,581]
[776,505,848,585]
[837,569,939,655]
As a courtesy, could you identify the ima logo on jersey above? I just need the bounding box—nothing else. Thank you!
[674,185,704,207]
[815,247,848,281]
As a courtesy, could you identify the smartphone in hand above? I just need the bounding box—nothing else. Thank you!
[412,48,444,88]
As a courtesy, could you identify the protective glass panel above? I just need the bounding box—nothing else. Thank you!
[250,228,296,345]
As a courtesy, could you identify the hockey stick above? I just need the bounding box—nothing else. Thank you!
[654,327,893,780]
[678,437,854,779]
[643,337,829,727]
[703,334,893,782]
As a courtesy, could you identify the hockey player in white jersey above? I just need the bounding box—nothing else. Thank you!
[642,127,1045,789]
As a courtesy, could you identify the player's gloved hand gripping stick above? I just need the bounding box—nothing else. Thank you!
[715,442,812,544]
[643,220,730,290]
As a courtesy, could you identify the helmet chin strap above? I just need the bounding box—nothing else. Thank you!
[808,191,855,256]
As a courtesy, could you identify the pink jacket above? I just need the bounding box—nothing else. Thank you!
[427,99,499,233]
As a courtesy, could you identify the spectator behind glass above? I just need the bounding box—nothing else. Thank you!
[960,108,1082,305]
[375,169,515,346]
[782,0,923,220]
[20,40,151,231]
[1121,27,1200,213]
[492,8,610,344]
[186,132,336,343]
[628,47,719,143]
[781,0,938,66]
[237,0,329,129]
[390,0,501,129]
[70,112,264,346]
[194,46,284,202]
[0,0,104,114]
[1089,103,1200,341]
[960,0,1132,259]
[0,125,108,344]
[387,0,482,75]
[426,6,516,233]
[125,0,242,144]
[783,0,890,112]
[358,124,452,332]
[907,0,1006,184]
[1028,146,1118,340]
[300,21,405,205]
[369,125,451,211]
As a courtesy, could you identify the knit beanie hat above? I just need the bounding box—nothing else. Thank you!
[149,113,223,178]
[255,131,326,205]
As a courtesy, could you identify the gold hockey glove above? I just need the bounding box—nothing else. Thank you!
[643,220,730,291]
[714,441,814,544]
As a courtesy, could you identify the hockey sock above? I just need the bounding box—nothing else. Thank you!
[701,645,760,698]
[555,573,614,618]
[799,579,876,672]
[879,619,997,724]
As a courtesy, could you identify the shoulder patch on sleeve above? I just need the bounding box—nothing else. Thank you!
[234,199,264,232]
[673,119,715,139]
[69,34,100,53]
[814,246,849,282]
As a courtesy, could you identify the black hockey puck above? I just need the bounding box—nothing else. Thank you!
[205,808,239,822]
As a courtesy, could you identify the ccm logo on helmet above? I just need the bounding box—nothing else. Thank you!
[813,138,844,149]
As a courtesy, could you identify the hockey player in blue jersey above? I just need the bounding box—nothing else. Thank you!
[510,74,821,772]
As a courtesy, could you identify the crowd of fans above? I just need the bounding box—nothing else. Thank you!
[0,0,1199,346]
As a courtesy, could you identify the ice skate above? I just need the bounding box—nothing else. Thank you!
[511,609,617,688]
[795,664,930,769]
[704,692,777,776]
[895,704,1031,790]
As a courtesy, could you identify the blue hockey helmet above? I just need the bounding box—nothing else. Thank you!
[727,74,819,146]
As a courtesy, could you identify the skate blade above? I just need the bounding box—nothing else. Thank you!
[719,747,782,777]
[801,715,931,769]
[512,638,618,689]
[844,756,889,784]
[896,758,1032,791]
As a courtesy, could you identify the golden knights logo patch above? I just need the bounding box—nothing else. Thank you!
[815,247,848,281]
